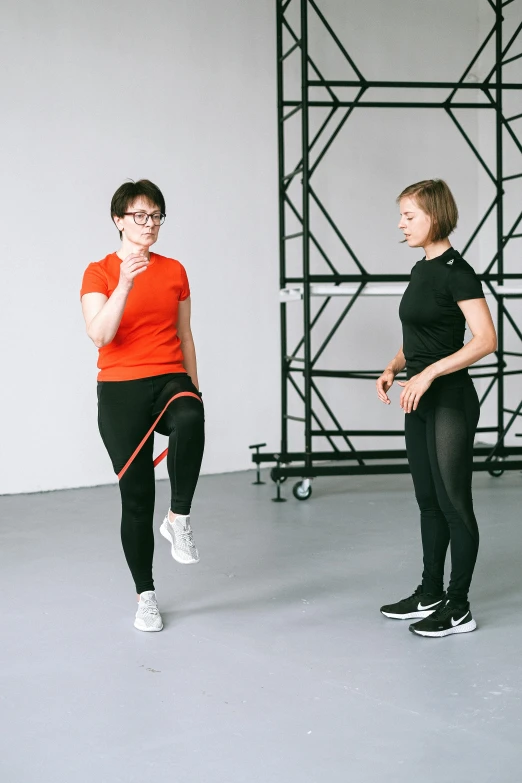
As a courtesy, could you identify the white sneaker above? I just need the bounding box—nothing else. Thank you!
[134,591,163,632]
[160,513,200,564]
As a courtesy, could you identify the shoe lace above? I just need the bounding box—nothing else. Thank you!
[177,525,195,548]
[141,598,159,616]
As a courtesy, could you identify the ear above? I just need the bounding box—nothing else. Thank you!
[113,214,124,232]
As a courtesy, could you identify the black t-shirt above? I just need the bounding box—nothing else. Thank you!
[399,247,485,382]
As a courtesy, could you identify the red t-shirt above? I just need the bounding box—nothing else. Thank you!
[80,252,190,381]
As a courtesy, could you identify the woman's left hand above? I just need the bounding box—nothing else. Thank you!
[397,370,434,413]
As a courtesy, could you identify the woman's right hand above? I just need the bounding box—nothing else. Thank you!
[118,253,149,291]
[376,369,395,405]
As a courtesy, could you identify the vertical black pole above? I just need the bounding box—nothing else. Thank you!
[301,0,312,472]
[496,0,504,450]
[276,0,288,458]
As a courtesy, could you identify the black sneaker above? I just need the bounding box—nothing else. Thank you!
[380,585,445,620]
[409,599,477,637]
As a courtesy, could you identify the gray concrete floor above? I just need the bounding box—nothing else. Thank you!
[1,469,521,783]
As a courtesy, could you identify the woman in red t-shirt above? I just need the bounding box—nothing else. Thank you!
[81,179,205,632]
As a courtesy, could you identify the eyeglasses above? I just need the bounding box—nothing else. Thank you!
[123,211,166,226]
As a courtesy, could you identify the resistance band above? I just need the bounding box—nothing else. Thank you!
[117,391,202,481]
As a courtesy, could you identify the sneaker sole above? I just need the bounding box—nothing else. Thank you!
[134,619,164,632]
[409,619,477,638]
[160,520,199,565]
[380,609,437,620]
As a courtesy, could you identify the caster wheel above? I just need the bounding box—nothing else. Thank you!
[293,480,312,501]
[270,468,287,483]
[488,456,505,478]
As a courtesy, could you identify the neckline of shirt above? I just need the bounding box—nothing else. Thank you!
[113,251,157,267]
[419,247,459,264]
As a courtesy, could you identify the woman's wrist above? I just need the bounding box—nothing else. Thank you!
[114,281,132,297]
[423,363,440,382]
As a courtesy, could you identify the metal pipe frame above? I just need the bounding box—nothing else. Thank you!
[256,0,522,483]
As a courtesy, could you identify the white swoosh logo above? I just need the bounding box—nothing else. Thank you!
[451,611,470,627]
[417,600,441,611]
[447,259,454,265]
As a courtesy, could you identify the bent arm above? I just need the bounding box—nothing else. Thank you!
[81,287,130,348]
[424,298,497,381]
[177,297,199,390]
[376,346,406,404]
[384,346,406,376]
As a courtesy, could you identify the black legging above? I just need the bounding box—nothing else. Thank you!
[404,377,480,604]
[97,373,205,594]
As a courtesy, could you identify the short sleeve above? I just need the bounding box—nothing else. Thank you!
[447,261,485,302]
[179,263,190,301]
[80,262,109,299]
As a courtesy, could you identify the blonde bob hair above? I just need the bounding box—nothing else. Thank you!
[397,179,458,243]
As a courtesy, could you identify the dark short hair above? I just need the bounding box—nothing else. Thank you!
[397,179,458,243]
[111,179,166,239]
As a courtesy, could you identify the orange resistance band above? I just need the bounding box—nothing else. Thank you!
[117,391,202,481]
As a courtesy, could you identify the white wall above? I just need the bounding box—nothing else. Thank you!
[2,0,508,495]
[0,0,280,494]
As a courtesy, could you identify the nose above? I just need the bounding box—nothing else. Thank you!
[398,217,406,230]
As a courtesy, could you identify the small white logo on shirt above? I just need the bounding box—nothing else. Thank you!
[447,259,454,265]
[451,611,470,627]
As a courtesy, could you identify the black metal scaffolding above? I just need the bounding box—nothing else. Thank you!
[252,0,522,499]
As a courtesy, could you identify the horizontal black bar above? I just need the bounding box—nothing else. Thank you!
[259,461,522,477]
[307,369,406,376]
[311,430,405,437]
[504,409,522,417]
[284,100,498,109]
[310,370,383,379]
[307,79,522,90]
[291,368,519,380]
[286,274,411,283]
[283,232,303,240]
[504,351,522,357]
[472,371,522,377]
[289,362,501,372]
[310,426,500,437]
[286,415,306,422]
[288,369,391,380]
[252,447,522,464]
[506,233,522,239]
[507,112,522,122]
[502,172,522,181]
[285,273,522,283]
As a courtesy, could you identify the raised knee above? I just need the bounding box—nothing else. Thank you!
[170,400,204,431]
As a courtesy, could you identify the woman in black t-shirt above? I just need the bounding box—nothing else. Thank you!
[376,179,497,638]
